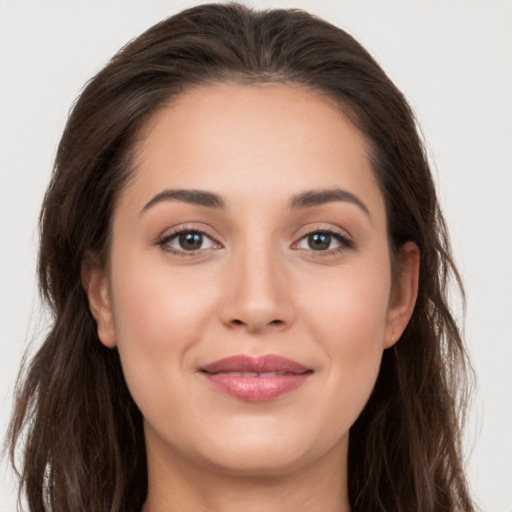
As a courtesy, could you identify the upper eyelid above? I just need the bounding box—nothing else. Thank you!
[161,229,214,242]
[295,231,351,244]
[158,224,221,242]
[294,224,353,241]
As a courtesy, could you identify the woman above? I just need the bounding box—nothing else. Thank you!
[7,3,477,511]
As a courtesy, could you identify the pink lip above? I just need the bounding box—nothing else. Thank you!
[200,355,313,402]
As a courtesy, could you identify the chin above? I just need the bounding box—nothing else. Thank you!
[190,418,345,476]
[201,442,311,476]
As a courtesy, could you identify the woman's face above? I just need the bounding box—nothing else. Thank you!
[85,83,418,477]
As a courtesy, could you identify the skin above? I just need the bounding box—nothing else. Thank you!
[84,83,419,512]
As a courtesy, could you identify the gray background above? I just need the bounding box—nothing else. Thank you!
[1,1,511,510]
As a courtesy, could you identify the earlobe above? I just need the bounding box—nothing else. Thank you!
[385,241,420,348]
[81,258,117,348]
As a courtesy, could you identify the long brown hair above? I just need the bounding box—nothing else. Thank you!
[7,3,476,511]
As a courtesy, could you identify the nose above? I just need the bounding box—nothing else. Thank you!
[218,243,295,333]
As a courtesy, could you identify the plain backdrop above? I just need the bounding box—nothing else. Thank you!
[1,1,511,511]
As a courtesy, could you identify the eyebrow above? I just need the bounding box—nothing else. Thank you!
[141,189,225,214]
[140,187,370,218]
[289,189,370,217]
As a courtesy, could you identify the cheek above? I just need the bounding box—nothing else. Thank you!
[111,248,220,337]
[299,260,391,347]
[108,254,219,412]
[295,263,390,428]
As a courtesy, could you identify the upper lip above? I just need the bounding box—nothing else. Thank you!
[200,354,312,374]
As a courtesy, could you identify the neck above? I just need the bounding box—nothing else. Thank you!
[141,433,350,512]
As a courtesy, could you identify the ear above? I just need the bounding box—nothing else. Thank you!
[81,256,117,348]
[384,241,420,348]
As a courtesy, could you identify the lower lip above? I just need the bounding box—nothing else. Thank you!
[202,373,311,402]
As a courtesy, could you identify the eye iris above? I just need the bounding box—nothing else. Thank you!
[179,232,203,250]
[308,232,331,250]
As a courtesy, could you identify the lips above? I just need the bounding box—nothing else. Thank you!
[200,355,313,402]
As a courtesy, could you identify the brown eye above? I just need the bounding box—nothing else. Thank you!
[297,232,340,251]
[160,230,219,253]
[178,232,203,250]
[293,230,353,254]
[307,232,332,251]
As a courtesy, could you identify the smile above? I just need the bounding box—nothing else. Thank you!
[200,355,313,402]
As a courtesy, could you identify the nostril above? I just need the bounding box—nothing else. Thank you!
[228,318,285,329]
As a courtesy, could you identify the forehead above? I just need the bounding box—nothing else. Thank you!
[120,82,385,222]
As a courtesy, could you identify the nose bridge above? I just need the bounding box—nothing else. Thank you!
[220,231,293,332]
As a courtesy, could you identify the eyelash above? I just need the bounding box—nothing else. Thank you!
[157,226,354,257]
[157,227,221,257]
[293,228,354,256]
